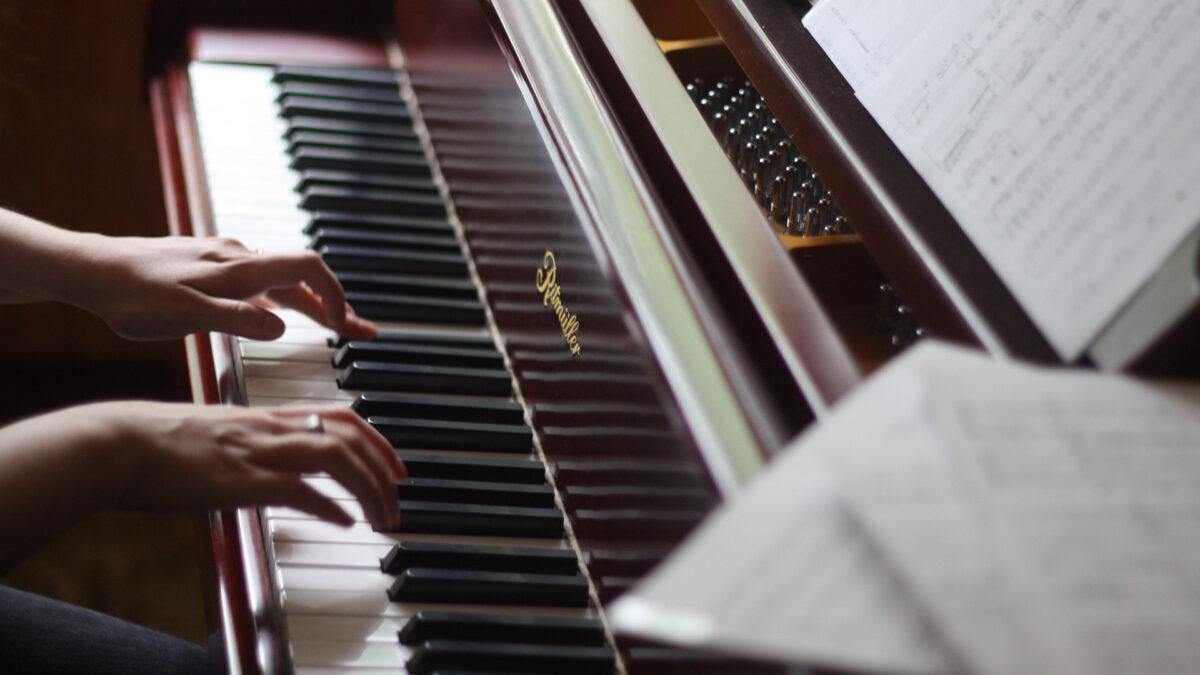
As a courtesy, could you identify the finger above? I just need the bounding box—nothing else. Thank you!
[190,291,286,340]
[260,477,355,527]
[253,431,394,530]
[263,289,379,340]
[325,408,406,483]
[321,412,403,524]
[236,251,348,328]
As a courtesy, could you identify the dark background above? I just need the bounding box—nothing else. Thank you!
[0,0,207,645]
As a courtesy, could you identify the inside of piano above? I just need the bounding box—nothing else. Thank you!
[629,0,922,368]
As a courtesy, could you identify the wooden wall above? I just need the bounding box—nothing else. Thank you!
[0,0,184,378]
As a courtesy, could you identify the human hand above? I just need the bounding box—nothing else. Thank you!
[102,402,405,529]
[67,234,376,341]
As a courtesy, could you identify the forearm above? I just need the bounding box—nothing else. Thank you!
[0,405,130,572]
[0,207,99,306]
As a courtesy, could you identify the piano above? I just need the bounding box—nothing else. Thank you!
[145,1,1200,673]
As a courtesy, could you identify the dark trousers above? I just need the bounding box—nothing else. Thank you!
[0,585,225,674]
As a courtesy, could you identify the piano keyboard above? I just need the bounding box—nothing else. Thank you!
[190,62,615,674]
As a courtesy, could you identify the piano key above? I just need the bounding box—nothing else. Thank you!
[388,501,563,538]
[279,94,412,124]
[284,114,419,141]
[288,614,408,643]
[290,146,431,177]
[336,272,479,300]
[319,245,468,277]
[335,330,497,350]
[279,565,392,593]
[405,640,614,675]
[295,168,439,194]
[395,454,546,485]
[370,417,531,453]
[309,228,459,255]
[273,64,401,89]
[382,542,578,576]
[245,376,356,402]
[288,131,424,155]
[395,478,554,508]
[338,362,511,397]
[388,569,588,607]
[301,186,447,216]
[274,540,393,568]
[341,292,487,326]
[334,341,503,370]
[353,393,524,425]
[239,341,334,363]
[292,639,408,669]
[398,611,604,646]
[275,81,404,104]
[305,210,453,236]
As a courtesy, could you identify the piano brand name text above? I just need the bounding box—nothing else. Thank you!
[536,251,581,356]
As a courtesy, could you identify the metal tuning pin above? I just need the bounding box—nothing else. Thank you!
[755,157,771,206]
[803,207,822,237]
[787,191,804,234]
[770,176,787,221]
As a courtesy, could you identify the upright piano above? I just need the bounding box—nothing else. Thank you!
[146,1,1200,673]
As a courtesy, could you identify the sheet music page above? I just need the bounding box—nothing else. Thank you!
[607,427,958,674]
[811,341,1200,674]
[803,0,950,91]
[824,0,1200,359]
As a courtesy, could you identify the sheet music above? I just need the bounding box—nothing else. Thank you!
[803,0,951,91]
[608,442,958,675]
[810,0,1200,360]
[613,340,1200,673]
[812,342,1200,674]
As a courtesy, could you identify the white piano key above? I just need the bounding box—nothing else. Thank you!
[296,668,405,675]
[273,541,392,569]
[245,377,354,401]
[279,566,392,593]
[240,341,334,363]
[290,639,408,669]
[286,614,408,643]
[243,359,338,381]
[247,396,353,409]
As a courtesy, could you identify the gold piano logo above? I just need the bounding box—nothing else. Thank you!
[536,250,581,356]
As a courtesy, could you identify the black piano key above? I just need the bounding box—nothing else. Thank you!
[279,94,412,125]
[334,341,502,370]
[306,211,452,237]
[301,186,447,216]
[382,542,578,576]
[319,245,468,277]
[291,147,430,176]
[398,611,604,646]
[339,361,510,396]
[354,393,524,425]
[342,292,486,326]
[371,416,531,453]
[406,640,614,675]
[284,115,418,141]
[295,169,438,195]
[395,453,545,485]
[311,229,459,256]
[334,330,497,350]
[396,478,554,508]
[388,569,586,606]
[337,272,479,300]
[388,502,563,538]
[287,131,423,155]
[273,64,400,90]
[275,81,402,104]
